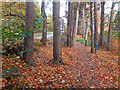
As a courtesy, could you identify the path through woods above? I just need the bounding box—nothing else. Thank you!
[2,35,118,88]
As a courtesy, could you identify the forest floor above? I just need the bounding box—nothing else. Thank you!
[1,35,119,89]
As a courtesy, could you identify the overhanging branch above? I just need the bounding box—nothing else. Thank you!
[4,13,25,21]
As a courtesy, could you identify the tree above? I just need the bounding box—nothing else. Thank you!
[53,0,63,64]
[74,2,80,38]
[77,4,83,35]
[90,2,94,53]
[107,2,114,51]
[118,7,120,64]
[99,2,105,46]
[94,2,98,48]
[82,3,86,38]
[41,1,47,46]
[23,1,34,66]
[85,5,89,46]
[67,2,73,47]
[71,2,77,45]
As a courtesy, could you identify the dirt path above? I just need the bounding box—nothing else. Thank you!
[34,38,118,88]
[2,37,118,89]
[63,41,118,88]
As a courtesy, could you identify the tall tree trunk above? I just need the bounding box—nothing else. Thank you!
[107,2,114,51]
[90,2,94,53]
[82,3,86,38]
[94,2,98,48]
[77,18,81,35]
[71,2,77,45]
[118,3,120,70]
[99,2,105,46]
[77,5,82,35]
[41,1,47,46]
[23,1,34,66]
[53,0,63,64]
[74,2,80,38]
[85,7,89,46]
[67,2,73,47]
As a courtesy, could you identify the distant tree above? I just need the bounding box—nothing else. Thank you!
[23,1,34,66]
[99,2,105,46]
[82,3,86,38]
[90,2,94,53]
[67,2,73,47]
[94,2,98,48]
[53,0,63,64]
[74,2,80,38]
[107,2,114,51]
[118,8,120,59]
[71,2,77,45]
[41,1,47,46]
[85,4,89,46]
[77,4,82,35]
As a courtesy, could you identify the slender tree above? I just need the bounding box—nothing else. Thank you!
[99,2,105,46]
[53,0,63,64]
[23,1,34,66]
[82,3,86,38]
[90,2,94,53]
[74,2,80,38]
[85,6,89,46]
[71,2,77,45]
[94,2,98,48]
[118,4,120,66]
[67,2,73,47]
[41,0,47,46]
[77,5,82,35]
[107,2,114,51]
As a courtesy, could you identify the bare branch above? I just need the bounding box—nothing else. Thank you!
[4,13,25,20]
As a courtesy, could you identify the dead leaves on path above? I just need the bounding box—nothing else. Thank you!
[2,38,119,88]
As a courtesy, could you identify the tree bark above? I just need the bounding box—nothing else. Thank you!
[90,2,94,53]
[74,2,80,38]
[67,2,73,47]
[85,7,89,46]
[107,2,114,51]
[82,3,86,38]
[118,3,120,70]
[77,18,81,35]
[94,2,98,48]
[23,1,34,66]
[71,2,77,46]
[53,0,63,64]
[41,1,47,46]
[99,2,105,46]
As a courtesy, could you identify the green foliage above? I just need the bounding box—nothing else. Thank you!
[76,38,91,46]
[47,14,53,32]
[104,31,118,38]
[76,39,85,44]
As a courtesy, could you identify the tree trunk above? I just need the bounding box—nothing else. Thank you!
[94,2,98,48]
[99,2,105,46]
[23,1,34,66]
[67,2,73,47]
[85,7,89,46]
[41,1,47,46]
[107,2,114,51]
[82,3,86,38]
[71,2,77,46]
[90,2,94,53]
[74,2,80,38]
[77,18,81,35]
[118,4,120,68]
[77,5,82,35]
[53,0,63,64]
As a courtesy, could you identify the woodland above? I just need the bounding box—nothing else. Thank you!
[0,0,120,89]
